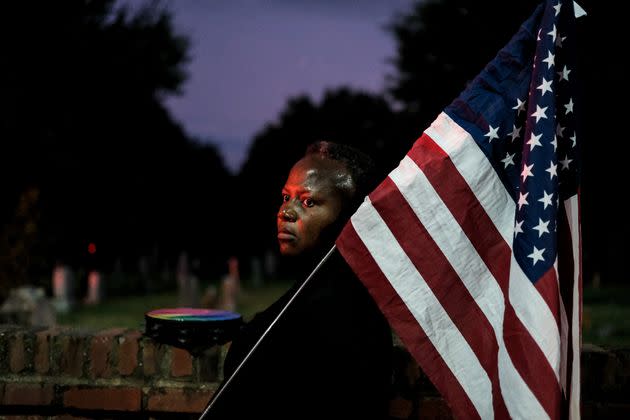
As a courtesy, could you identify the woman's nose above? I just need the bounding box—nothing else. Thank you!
[279,205,297,222]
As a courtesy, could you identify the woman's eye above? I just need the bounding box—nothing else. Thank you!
[282,194,290,202]
[303,198,314,207]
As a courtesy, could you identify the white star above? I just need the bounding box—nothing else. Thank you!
[533,218,550,237]
[538,190,554,209]
[501,152,516,168]
[564,98,574,114]
[570,133,577,147]
[559,155,573,170]
[542,51,555,69]
[485,125,500,142]
[518,192,529,210]
[556,123,565,138]
[537,77,553,96]
[527,132,543,151]
[545,161,558,179]
[548,24,557,42]
[553,1,562,16]
[557,65,571,81]
[531,105,548,123]
[514,220,524,236]
[521,163,534,181]
[513,98,527,115]
[528,246,546,265]
[556,35,566,48]
[551,135,558,151]
[510,124,521,141]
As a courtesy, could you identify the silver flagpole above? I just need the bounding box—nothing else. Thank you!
[198,244,337,419]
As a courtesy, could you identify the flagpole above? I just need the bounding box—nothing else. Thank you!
[198,244,338,419]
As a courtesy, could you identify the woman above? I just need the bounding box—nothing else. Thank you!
[210,141,393,419]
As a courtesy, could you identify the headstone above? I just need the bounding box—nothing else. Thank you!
[52,264,75,313]
[177,251,199,307]
[0,286,56,326]
[219,257,241,311]
[84,270,104,305]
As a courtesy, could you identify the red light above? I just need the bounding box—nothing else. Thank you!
[88,243,96,254]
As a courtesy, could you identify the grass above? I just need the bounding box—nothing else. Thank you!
[57,281,292,330]
[57,282,630,347]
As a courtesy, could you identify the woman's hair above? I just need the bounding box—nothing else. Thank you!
[305,140,377,209]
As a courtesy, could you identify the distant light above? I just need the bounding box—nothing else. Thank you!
[88,243,96,254]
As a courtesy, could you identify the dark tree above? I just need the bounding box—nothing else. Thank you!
[0,0,232,296]
[386,0,623,283]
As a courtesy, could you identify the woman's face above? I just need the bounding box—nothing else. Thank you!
[277,155,350,256]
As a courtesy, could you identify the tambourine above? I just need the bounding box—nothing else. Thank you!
[144,308,243,353]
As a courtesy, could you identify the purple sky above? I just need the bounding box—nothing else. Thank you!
[161,0,414,173]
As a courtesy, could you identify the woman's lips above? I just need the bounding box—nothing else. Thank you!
[277,228,296,240]
[278,232,296,240]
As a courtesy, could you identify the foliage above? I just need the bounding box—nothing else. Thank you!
[0,0,233,291]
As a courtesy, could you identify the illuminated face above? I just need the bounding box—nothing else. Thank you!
[277,155,350,257]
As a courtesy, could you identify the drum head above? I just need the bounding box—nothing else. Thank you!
[144,308,243,352]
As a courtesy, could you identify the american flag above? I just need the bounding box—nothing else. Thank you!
[336,1,583,418]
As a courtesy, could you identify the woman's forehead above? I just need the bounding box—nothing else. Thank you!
[287,156,349,188]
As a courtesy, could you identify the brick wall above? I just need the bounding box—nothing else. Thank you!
[0,325,628,419]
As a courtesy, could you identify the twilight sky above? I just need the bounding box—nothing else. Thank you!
[161,0,414,173]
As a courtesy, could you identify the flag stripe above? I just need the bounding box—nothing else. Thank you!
[420,115,561,378]
[369,175,510,419]
[564,195,581,420]
[425,113,515,245]
[390,151,552,418]
[337,223,481,420]
[349,198,493,419]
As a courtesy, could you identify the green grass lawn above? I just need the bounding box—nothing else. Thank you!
[57,282,630,347]
[57,281,292,330]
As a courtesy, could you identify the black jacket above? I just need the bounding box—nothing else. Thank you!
[208,249,393,419]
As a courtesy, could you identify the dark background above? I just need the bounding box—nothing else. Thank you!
[0,0,621,299]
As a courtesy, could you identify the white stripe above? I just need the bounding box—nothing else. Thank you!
[425,112,562,384]
[508,259,562,379]
[351,198,492,419]
[565,195,581,420]
[555,259,570,394]
[425,112,515,244]
[390,156,547,419]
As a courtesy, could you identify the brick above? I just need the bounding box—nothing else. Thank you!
[142,340,158,376]
[9,332,26,373]
[63,386,141,411]
[35,330,52,374]
[3,383,54,406]
[118,330,141,376]
[59,334,85,377]
[417,397,453,420]
[147,387,212,413]
[89,329,124,379]
[389,396,413,419]
[171,347,193,377]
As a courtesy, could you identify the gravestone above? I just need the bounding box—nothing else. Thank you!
[52,264,75,313]
[84,270,104,305]
[177,252,199,307]
[219,257,240,311]
[0,286,56,326]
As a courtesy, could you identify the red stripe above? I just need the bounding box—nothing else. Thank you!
[337,223,480,420]
[407,133,561,418]
[369,177,510,419]
[535,267,561,329]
